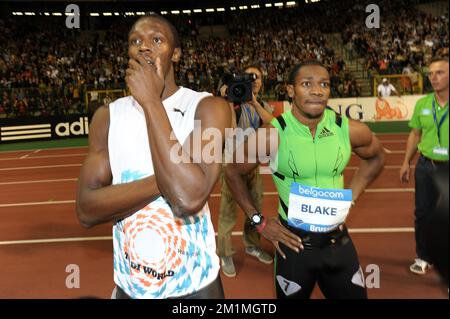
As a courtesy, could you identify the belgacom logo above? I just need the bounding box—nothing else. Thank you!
[55,117,89,137]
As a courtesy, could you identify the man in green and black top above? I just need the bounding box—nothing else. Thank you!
[224,60,385,299]
[400,57,449,276]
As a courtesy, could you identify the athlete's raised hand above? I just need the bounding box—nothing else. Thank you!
[126,56,165,107]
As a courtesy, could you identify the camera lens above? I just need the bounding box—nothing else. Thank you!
[232,84,245,98]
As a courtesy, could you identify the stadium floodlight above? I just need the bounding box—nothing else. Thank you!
[217,8,225,12]
[114,12,120,16]
[136,12,145,15]
[182,10,192,14]
[193,9,202,13]
[205,8,214,12]
[239,6,248,10]
[65,12,75,16]
[103,12,112,16]
[286,1,297,6]
[230,7,236,10]
[90,13,100,16]
[251,5,260,9]
[52,12,63,16]
[14,12,23,15]
[171,10,180,14]
[25,12,35,16]
[274,2,284,7]
[265,3,273,7]
[161,11,168,15]
[44,12,50,16]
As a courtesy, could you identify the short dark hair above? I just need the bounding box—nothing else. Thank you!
[129,13,181,48]
[430,56,449,65]
[288,60,329,85]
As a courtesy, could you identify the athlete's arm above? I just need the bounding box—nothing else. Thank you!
[76,106,161,227]
[145,96,231,217]
[348,119,385,203]
[400,128,421,183]
[225,125,303,258]
[126,56,231,217]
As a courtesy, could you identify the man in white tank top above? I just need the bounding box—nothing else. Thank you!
[76,14,231,299]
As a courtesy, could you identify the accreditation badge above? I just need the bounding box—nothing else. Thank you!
[287,183,353,233]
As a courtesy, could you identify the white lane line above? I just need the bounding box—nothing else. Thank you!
[0,139,404,155]
[0,200,75,208]
[348,227,414,233]
[0,236,113,246]
[0,178,78,186]
[29,153,86,159]
[0,164,81,171]
[19,149,41,159]
[0,227,414,246]
[365,188,414,193]
[0,153,87,161]
[0,146,88,154]
[0,163,410,172]
[0,188,415,207]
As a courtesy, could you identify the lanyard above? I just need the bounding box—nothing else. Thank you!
[432,98,449,146]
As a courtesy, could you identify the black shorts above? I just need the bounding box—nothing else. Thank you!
[275,221,367,299]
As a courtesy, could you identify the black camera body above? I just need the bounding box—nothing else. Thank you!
[224,73,256,104]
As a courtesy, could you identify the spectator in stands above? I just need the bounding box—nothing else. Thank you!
[378,78,401,98]
[0,0,448,118]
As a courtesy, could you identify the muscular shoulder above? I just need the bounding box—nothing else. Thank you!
[348,119,373,148]
[195,96,231,127]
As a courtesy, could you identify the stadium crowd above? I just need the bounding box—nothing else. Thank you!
[0,0,448,118]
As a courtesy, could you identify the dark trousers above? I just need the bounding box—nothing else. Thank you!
[414,155,444,263]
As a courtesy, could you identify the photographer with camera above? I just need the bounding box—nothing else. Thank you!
[217,65,274,278]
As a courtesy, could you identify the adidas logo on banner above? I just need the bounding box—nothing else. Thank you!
[318,127,334,139]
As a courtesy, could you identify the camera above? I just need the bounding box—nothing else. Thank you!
[221,73,256,104]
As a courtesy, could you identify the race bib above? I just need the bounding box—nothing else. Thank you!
[287,183,353,233]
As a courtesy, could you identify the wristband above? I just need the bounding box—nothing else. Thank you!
[256,218,267,233]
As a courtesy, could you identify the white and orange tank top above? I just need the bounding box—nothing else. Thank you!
[108,87,219,299]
